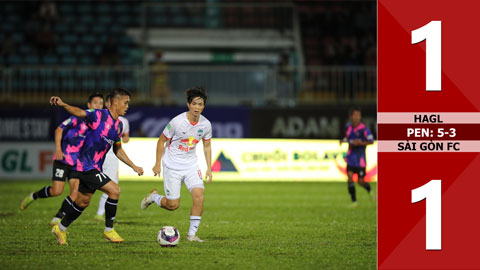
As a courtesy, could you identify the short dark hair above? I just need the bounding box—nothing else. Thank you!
[105,93,113,103]
[108,88,131,101]
[88,92,104,103]
[349,106,361,116]
[185,86,207,104]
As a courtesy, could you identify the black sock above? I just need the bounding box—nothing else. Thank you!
[348,182,357,202]
[60,201,85,228]
[32,186,51,200]
[363,182,371,193]
[105,198,118,228]
[54,196,73,219]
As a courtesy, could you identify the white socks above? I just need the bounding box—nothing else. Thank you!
[152,194,164,207]
[58,223,67,232]
[188,216,202,236]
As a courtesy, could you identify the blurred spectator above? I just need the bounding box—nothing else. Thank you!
[0,33,16,57]
[151,51,173,105]
[100,37,120,65]
[35,24,56,54]
[38,0,59,25]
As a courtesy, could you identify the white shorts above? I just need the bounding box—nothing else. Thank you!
[162,166,204,200]
[102,151,119,184]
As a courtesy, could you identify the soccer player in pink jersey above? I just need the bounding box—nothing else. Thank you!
[20,93,103,226]
[341,107,374,207]
[141,87,212,242]
[49,88,144,245]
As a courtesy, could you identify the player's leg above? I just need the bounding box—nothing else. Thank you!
[141,166,181,211]
[357,168,374,200]
[185,168,205,242]
[52,186,93,245]
[99,180,123,243]
[20,161,69,210]
[50,178,79,226]
[96,157,119,220]
[346,166,357,207]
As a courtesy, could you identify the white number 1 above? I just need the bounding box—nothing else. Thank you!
[411,180,442,250]
[411,21,442,91]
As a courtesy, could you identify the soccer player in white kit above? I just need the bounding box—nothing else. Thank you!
[94,94,130,221]
[141,87,212,242]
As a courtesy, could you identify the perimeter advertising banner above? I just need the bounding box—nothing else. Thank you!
[378,1,480,269]
[119,138,377,181]
[0,143,55,180]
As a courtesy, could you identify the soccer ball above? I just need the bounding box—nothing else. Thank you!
[157,226,180,247]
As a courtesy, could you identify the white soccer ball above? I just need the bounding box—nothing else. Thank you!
[157,226,180,247]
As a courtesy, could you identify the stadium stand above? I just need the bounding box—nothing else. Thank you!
[0,1,376,106]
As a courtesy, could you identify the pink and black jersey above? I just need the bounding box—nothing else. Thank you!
[344,122,374,168]
[76,109,123,172]
[56,116,89,166]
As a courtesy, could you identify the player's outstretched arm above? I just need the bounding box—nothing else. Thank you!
[54,126,64,160]
[50,96,87,118]
[113,143,144,176]
[203,138,212,184]
[152,134,168,177]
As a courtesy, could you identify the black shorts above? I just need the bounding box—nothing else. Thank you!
[71,169,111,194]
[52,160,74,182]
[347,165,366,178]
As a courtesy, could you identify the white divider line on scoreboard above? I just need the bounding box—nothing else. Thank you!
[378,113,480,124]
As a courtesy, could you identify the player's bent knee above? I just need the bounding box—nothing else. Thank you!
[165,200,179,211]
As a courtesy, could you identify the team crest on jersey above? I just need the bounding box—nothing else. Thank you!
[198,129,204,136]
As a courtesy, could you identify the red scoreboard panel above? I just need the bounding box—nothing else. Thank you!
[378,0,480,269]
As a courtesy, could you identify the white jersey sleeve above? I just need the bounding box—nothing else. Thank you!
[119,116,130,135]
[203,121,212,140]
[163,119,177,139]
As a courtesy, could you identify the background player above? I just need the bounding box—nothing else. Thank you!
[141,87,212,242]
[20,93,103,226]
[49,88,143,245]
[94,94,130,221]
[341,107,374,207]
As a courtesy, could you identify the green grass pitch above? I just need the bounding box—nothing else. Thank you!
[0,181,376,270]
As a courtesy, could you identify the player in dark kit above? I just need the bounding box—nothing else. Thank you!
[341,107,374,207]
[49,88,143,245]
[20,93,104,226]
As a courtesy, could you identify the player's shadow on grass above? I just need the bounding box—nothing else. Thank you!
[0,211,15,218]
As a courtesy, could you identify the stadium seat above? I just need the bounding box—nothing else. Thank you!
[61,56,77,65]
[80,15,95,25]
[116,16,131,26]
[63,34,78,44]
[54,24,69,34]
[7,55,23,65]
[114,4,129,14]
[81,34,97,44]
[96,3,110,14]
[43,55,58,65]
[79,57,95,65]
[18,45,33,55]
[58,3,75,14]
[78,3,93,14]
[56,45,73,55]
